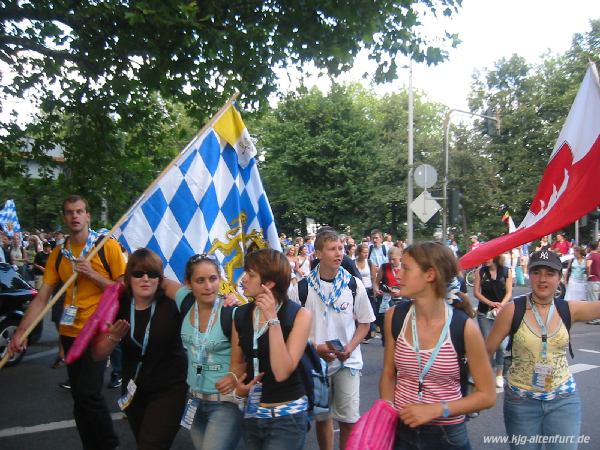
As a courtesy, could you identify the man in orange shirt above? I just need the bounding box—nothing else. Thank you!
[9,195,125,450]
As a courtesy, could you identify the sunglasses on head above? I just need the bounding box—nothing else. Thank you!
[131,270,161,279]
[189,253,218,263]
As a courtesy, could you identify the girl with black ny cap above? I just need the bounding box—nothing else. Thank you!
[486,249,600,450]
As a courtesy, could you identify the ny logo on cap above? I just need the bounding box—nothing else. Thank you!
[540,251,549,260]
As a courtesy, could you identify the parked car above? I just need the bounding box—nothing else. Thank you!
[0,262,43,367]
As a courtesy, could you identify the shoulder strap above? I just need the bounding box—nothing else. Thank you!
[449,309,469,359]
[554,298,574,358]
[220,306,236,340]
[349,276,357,305]
[507,295,528,352]
[368,245,373,260]
[93,236,112,279]
[298,278,309,306]
[391,300,412,341]
[382,245,387,256]
[179,292,196,317]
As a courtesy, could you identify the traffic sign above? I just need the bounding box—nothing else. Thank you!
[414,164,437,189]
[410,190,442,223]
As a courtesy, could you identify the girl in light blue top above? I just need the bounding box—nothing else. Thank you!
[163,254,244,450]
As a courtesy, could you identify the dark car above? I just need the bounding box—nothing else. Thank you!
[0,262,43,367]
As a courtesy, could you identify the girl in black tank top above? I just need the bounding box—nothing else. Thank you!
[230,248,313,450]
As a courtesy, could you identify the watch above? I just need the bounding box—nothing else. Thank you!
[266,318,281,327]
[441,400,450,418]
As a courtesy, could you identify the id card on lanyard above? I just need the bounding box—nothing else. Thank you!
[412,303,453,401]
[529,297,555,391]
[60,260,79,326]
[192,298,221,377]
[117,300,156,410]
[244,303,281,418]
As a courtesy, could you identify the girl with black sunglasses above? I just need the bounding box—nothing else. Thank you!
[91,248,188,449]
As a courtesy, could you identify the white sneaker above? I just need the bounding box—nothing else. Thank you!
[496,376,504,388]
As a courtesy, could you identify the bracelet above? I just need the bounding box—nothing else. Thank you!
[106,334,121,343]
[266,318,281,327]
[227,371,239,384]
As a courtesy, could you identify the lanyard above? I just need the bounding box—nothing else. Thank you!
[529,296,555,361]
[192,297,221,368]
[130,300,157,381]
[411,303,453,401]
[252,303,281,378]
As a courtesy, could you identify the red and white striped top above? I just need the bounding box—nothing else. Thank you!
[393,312,465,425]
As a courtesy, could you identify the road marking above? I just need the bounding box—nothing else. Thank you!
[578,349,600,354]
[22,348,58,362]
[569,363,599,374]
[0,413,123,438]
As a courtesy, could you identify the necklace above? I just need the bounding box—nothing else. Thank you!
[531,297,553,307]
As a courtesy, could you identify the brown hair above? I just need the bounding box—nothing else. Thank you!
[315,229,340,251]
[62,195,90,214]
[244,248,291,302]
[404,241,458,299]
[124,248,165,297]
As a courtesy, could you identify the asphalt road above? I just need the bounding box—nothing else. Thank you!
[2,285,600,449]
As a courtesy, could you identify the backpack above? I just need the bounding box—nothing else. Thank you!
[506,295,573,359]
[297,276,358,308]
[234,301,330,418]
[368,245,387,261]
[391,300,470,396]
[179,292,236,340]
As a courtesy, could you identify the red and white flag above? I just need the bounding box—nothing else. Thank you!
[460,63,600,269]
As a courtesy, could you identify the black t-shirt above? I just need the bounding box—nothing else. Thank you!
[477,266,508,314]
[236,301,305,403]
[33,251,50,275]
[117,292,187,394]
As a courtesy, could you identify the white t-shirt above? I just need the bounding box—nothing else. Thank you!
[289,275,375,375]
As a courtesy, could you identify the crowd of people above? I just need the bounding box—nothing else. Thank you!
[5,196,600,450]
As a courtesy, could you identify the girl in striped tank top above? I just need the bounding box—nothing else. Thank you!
[380,242,496,450]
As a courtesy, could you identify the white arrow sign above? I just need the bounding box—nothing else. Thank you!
[410,191,442,223]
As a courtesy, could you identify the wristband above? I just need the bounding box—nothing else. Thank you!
[266,318,281,327]
[106,334,121,343]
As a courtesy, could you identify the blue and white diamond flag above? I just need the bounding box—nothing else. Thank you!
[0,199,21,237]
[115,100,281,288]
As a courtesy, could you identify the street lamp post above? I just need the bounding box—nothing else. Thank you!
[406,60,414,245]
[442,109,499,245]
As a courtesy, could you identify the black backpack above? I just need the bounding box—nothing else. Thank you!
[234,301,329,418]
[179,292,236,340]
[297,276,358,308]
[391,300,470,396]
[506,294,573,358]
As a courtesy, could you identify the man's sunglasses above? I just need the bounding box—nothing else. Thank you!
[131,270,161,279]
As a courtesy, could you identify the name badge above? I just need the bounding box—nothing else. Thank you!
[117,379,137,411]
[532,363,552,391]
[244,383,263,418]
[180,398,199,429]
[60,304,78,326]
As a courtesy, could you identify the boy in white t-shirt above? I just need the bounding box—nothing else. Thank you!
[289,229,375,450]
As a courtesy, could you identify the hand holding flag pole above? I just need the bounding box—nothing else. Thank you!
[1,92,243,370]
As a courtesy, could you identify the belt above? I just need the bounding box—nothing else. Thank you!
[190,390,239,405]
[253,396,308,419]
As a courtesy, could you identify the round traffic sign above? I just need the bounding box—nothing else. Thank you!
[414,164,438,189]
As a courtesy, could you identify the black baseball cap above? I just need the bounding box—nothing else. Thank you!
[528,250,562,272]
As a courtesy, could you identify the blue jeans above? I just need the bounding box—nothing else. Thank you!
[243,411,308,450]
[190,400,243,450]
[503,388,581,450]
[477,313,506,369]
[393,421,471,450]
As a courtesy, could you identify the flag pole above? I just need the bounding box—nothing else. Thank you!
[0,92,241,370]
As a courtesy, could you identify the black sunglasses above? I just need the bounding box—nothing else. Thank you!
[131,270,161,279]
[189,253,218,263]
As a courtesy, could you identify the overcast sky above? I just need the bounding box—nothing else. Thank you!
[277,0,600,110]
